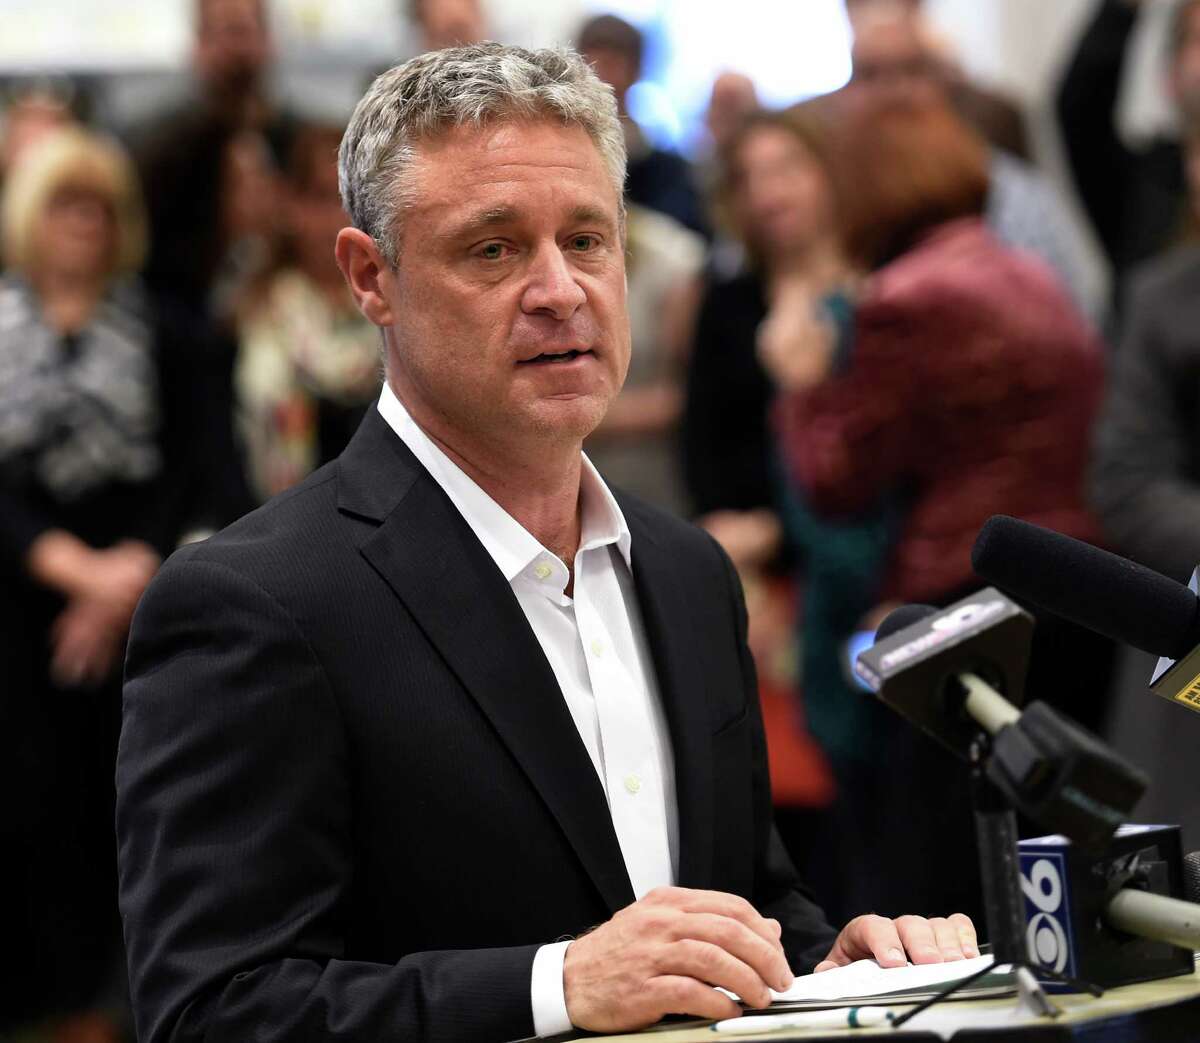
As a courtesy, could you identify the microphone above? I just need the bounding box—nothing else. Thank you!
[873,603,1024,735]
[1019,826,1200,989]
[1186,851,1200,904]
[856,591,1033,759]
[860,594,1147,850]
[971,515,1200,714]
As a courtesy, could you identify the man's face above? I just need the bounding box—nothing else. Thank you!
[416,0,487,50]
[195,0,271,96]
[849,20,941,108]
[1171,5,1200,127]
[379,120,630,455]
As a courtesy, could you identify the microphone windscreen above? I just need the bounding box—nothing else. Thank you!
[875,604,938,644]
[1185,852,1200,905]
[971,516,1200,661]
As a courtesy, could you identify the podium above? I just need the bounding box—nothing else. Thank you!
[518,956,1200,1041]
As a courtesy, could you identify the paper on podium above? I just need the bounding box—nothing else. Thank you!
[738,954,1015,1011]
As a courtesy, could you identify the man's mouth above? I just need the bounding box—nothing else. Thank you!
[518,349,594,364]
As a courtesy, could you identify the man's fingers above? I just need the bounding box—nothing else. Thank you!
[851,914,909,967]
[813,960,839,973]
[664,939,773,1009]
[647,975,742,1022]
[950,913,979,958]
[894,915,943,965]
[928,917,968,961]
[678,912,793,992]
[650,887,785,954]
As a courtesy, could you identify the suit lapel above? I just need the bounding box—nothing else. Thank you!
[623,503,716,892]
[338,411,635,914]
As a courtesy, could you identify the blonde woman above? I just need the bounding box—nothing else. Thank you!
[0,127,239,1037]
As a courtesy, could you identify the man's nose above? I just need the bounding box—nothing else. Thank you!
[521,244,587,320]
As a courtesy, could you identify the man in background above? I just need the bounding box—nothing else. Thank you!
[405,0,488,52]
[844,11,1099,321]
[1058,0,1200,307]
[577,13,708,236]
[131,0,295,320]
[843,0,1030,158]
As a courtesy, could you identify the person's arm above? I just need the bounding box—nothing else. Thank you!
[1089,287,1200,581]
[1055,0,1141,266]
[116,554,542,1043]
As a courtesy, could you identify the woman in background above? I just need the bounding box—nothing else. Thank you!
[683,102,850,567]
[0,128,237,1040]
[682,103,858,915]
[762,97,1107,926]
[234,122,381,502]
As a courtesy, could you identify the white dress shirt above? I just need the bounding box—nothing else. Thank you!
[376,384,678,1036]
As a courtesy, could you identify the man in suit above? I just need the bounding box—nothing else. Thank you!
[116,43,977,1043]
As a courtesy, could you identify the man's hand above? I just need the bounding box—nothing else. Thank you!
[815,913,978,973]
[563,886,794,1033]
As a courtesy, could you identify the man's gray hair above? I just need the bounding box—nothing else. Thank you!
[339,42,627,265]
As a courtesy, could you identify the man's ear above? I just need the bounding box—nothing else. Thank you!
[335,227,396,328]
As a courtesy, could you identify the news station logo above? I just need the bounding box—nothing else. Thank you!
[1019,850,1075,977]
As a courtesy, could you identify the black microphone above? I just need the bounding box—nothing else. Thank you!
[1186,851,1200,904]
[859,594,1146,850]
[971,515,1200,714]
[972,514,1200,660]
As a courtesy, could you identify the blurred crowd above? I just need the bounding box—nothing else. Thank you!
[5,0,1200,1039]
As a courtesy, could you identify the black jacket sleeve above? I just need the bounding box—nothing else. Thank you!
[116,554,539,1043]
[1055,0,1139,268]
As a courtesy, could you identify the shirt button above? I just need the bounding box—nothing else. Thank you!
[624,773,642,794]
[590,638,605,657]
[533,562,553,580]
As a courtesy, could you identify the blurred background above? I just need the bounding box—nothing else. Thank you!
[4,1,1200,1040]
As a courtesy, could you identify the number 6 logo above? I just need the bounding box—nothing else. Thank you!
[1021,857,1068,972]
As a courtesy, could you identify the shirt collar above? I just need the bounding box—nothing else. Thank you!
[376,383,631,586]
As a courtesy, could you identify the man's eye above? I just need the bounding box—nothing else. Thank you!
[570,235,599,252]
[478,243,509,260]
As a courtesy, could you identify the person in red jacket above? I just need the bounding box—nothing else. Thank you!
[760,96,1112,925]
[764,97,1103,607]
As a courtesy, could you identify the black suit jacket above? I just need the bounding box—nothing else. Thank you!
[116,408,837,1043]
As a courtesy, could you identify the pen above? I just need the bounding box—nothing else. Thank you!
[711,1006,895,1034]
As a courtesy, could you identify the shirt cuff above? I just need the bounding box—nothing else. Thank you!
[530,940,573,1037]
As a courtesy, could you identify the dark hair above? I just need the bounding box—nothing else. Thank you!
[576,14,644,72]
[830,97,988,268]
